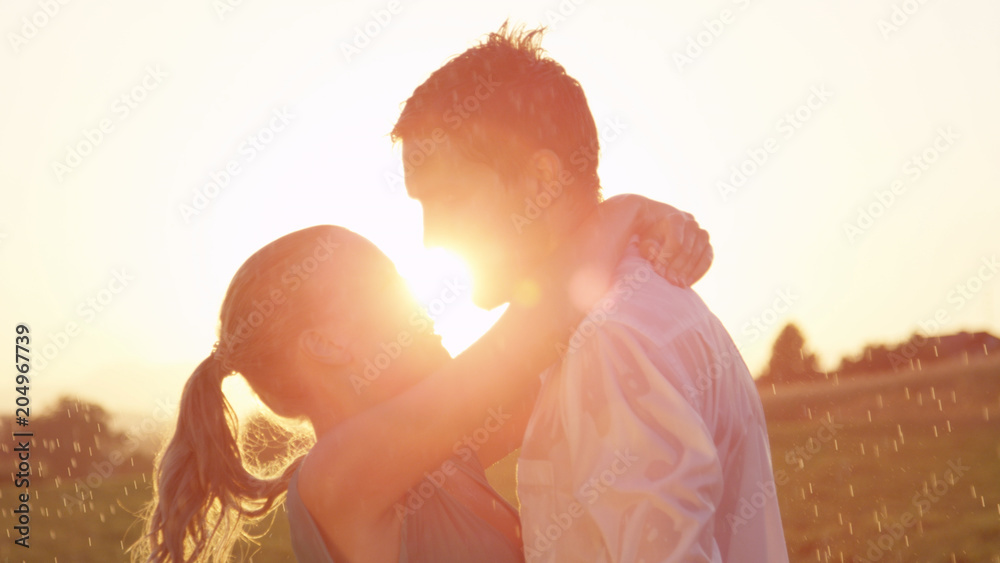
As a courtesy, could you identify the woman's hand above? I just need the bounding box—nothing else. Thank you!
[590,194,712,289]
[630,196,713,288]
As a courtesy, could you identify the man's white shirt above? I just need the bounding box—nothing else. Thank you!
[516,239,789,562]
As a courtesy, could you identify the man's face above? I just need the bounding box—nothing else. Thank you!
[403,137,545,309]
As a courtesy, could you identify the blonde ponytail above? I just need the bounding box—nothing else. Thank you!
[132,354,305,562]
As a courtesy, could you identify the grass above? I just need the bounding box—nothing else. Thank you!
[758,355,1000,562]
[2,356,997,562]
[0,471,297,562]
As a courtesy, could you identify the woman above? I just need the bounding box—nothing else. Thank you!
[132,194,712,563]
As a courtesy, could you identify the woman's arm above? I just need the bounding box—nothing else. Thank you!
[300,194,703,522]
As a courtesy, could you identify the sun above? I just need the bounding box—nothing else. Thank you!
[391,246,506,358]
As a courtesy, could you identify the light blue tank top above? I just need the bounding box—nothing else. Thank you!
[285,453,524,563]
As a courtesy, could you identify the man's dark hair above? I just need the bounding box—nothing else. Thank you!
[391,21,602,202]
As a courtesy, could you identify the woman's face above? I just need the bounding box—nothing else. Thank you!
[306,246,452,403]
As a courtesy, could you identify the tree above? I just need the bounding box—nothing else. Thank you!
[759,323,822,384]
[0,395,153,483]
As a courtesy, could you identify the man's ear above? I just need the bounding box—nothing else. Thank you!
[529,148,562,193]
[298,329,353,366]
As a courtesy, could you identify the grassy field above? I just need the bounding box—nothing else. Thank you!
[758,355,1000,563]
[0,469,298,563]
[2,356,998,562]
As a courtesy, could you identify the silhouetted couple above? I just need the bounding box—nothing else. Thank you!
[138,23,788,563]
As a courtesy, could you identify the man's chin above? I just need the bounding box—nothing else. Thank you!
[471,287,503,311]
[470,278,513,311]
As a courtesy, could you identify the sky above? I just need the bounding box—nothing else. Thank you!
[1,0,998,421]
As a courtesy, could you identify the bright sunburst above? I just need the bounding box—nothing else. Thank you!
[392,247,506,358]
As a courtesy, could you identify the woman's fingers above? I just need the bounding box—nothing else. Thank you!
[635,205,713,288]
[685,242,714,286]
[640,219,681,284]
[660,219,697,285]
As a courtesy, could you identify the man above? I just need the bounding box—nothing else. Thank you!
[392,23,788,562]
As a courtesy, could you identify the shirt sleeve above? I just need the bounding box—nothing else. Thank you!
[559,320,725,563]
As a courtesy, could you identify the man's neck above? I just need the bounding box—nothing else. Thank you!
[543,195,599,254]
[500,192,600,308]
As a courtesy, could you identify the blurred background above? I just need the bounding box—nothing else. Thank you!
[1,0,998,561]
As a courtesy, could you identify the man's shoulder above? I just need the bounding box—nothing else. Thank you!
[590,253,720,347]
